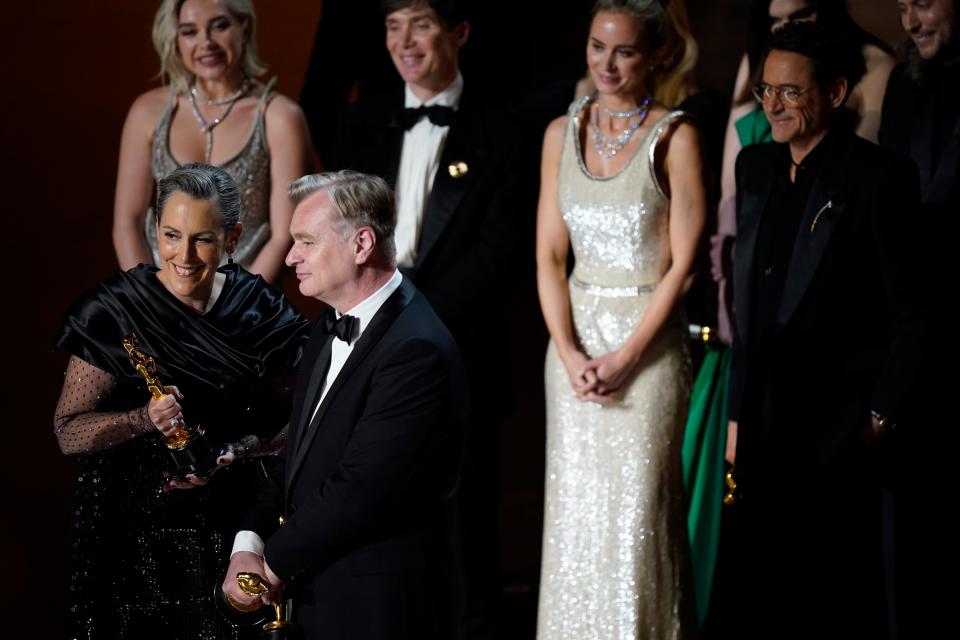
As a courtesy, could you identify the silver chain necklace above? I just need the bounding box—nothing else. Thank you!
[186,79,251,162]
[591,97,651,159]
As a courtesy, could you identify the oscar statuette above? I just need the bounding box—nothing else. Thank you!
[122,333,219,479]
[216,572,300,639]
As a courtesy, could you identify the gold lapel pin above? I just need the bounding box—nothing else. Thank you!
[448,161,469,178]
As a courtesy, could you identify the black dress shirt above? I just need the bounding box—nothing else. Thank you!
[752,132,832,352]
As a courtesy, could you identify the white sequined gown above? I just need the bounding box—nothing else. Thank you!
[538,98,696,640]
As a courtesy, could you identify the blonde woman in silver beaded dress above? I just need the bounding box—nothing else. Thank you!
[112,0,312,283]
[536,1,705,637]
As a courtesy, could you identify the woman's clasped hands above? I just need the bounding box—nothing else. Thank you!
[563,348,636,404]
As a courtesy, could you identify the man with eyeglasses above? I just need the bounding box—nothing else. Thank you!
[718,21,931,637]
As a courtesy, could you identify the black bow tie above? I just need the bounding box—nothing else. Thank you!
[395,104,456,130]
[321,311,358,344]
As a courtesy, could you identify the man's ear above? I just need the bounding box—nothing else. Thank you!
[451,21,470,49]
[829,77,848,109]
[354,226,377,264]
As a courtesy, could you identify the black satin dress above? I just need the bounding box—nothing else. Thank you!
[54,264,309,639]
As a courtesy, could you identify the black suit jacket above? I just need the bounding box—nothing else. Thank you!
[242,278,468,639]
[729,130,930,475]
[879,60,960,214]
[329,86,534,412]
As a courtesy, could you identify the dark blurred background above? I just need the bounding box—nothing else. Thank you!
[1,1,900,635]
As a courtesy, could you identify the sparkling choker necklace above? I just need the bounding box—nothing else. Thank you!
[190,77,251,106]
[598,96,647,119]
[591,96,652,159]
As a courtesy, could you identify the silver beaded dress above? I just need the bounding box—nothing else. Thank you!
[537,97,696,640]
[146,78,277,268]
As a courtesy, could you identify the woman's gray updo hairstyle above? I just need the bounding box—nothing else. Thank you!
[156,162,242,233]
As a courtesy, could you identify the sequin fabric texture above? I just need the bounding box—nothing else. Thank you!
[146,79,276,268]
[55,358,262,640]
[537,98,696,640]
[52,264,308,640]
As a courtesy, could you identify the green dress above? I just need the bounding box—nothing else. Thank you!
[681,106,771,625]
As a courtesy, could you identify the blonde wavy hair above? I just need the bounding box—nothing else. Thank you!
[592,0,698,108]
[152,0,267,93]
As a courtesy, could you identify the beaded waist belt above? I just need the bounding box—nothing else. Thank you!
[571,277,656,298]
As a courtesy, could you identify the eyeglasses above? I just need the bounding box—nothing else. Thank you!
[752,83,819,106]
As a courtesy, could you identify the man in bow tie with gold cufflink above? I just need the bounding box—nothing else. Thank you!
[222,170,468,639]
[325,2,537,636]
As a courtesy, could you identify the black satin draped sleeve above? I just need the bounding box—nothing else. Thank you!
[54,263,310,443]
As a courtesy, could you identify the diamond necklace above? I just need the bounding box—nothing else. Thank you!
[190,77,251,105]
[186,79,250,162]
[598,95,647,119]
[591,96,651,159]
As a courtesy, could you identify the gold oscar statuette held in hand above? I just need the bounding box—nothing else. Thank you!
[215,517,298,636]
[227,571,297,638]
[122,333,217,478]
[122,333,194,448]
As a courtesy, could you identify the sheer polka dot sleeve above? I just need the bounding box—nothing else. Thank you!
[53,356,154,455]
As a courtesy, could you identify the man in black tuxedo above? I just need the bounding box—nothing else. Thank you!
[720,23,931,636]
[880,0,958,223]
[221,170,467,639]
[878,2,956,634]
[326,2,533,635]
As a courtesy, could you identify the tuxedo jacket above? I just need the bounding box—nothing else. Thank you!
[242,279,468,639]
[329,86,534,411]
[879,59,960,214]
[729,130,931,479]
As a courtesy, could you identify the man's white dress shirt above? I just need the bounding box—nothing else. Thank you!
[394,73,464,268]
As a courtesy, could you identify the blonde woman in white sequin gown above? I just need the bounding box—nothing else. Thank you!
[536,2,705,638]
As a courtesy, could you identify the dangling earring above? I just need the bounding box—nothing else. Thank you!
[227,253,235,264]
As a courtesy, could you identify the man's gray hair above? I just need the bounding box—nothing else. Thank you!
[156,162,241,232]
[289,171,397,261]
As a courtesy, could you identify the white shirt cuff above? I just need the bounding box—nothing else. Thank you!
[231,530,265,557]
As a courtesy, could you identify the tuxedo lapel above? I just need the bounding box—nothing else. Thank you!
[733,175,772,345]
[777,135,852,327]
[367,88,406,188]
[380,121,405,189]
[927,113,960,204]
[285,332,332,488]
[295,336,333,442]
[286,280,416,491]
[910,93,936,193]
[298,335,333,427]
[415,99,484,270]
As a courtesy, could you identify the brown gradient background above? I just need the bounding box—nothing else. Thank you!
[1,1,900,635]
